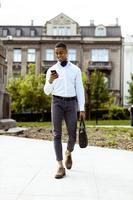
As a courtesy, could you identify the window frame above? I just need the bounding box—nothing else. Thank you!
[27,48,36,62]
[16,29,22,37]
[13,48,22,62]
[46,49,54,61]
[30,29,36,36]
[53,26,71,36]
[95,25,106,36]
[91,49,109,62]
[68,49,76,61]
[2,29,8,37]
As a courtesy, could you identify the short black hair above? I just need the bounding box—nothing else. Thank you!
[55,42,67,50]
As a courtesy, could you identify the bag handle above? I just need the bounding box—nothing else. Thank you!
[80,116,85,128]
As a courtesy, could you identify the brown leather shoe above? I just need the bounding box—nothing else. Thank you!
[55,167,66,179]
[65,151,72,169]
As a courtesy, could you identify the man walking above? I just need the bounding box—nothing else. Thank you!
[44,42,85,179]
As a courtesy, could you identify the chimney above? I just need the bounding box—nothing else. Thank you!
[116,18,118,26]
[31,20,34,26]
[90,20,94,26]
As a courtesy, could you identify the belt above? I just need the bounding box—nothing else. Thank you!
[53,95,76,101]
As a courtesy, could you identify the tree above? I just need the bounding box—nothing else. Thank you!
[82,71,91,119]
[7,64,51,113]
[127,73,133,104]
[90,69,109,124]
[6,77,23,112]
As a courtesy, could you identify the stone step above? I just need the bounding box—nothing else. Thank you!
[0,119,16,130]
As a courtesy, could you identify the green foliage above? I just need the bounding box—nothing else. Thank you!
[82,71,90,102]
[108,105,129,120]
[90,70,109,108]
[82,70,112,120]
[7,77,23,112]
[7,64,51,112]
[104,91,115,108]
[82,71,88,88]
[127,73,133,104]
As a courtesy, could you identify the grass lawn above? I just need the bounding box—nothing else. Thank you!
[17,120,131,127]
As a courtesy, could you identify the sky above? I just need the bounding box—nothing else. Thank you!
[0,0,133,36]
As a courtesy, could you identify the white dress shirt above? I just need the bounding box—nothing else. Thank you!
[44,61,85,111]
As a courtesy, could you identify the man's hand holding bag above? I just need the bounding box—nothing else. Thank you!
[78,118,88,148]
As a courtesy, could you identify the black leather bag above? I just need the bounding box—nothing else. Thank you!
[78,118,88,148]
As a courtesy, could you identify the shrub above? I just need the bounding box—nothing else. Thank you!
[11,112,51,122]
[108,105,130,120]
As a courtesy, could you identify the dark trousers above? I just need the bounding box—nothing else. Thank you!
[51,96,77,161]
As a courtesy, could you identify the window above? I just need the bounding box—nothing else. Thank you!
[91,49,109,62]
[53,27,57,35]
[104,76,110,88]
[64,27,71,35]
[13,49,21,62]
[46,49,54,60]
[58,27,64,35]
[27,49,36,62]
[53,26,71,36]
[2,29,8,37]
[16,29,22,36]
[5,49,7,62]
[95,25,106,36]
[30,29,35,36]
[68,49,76,61]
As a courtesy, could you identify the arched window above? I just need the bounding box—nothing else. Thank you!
[95,25,106,36]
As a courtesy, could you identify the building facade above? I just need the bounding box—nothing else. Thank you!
[123,35,133,105]
[0,13,123,104]
[0,40,10,119]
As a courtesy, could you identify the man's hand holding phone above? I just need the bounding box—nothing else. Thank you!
[49,70,58,84]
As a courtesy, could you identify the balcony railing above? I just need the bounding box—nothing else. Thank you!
[12,62,21,70]
[88,61,112,71]
[42,60,57,68]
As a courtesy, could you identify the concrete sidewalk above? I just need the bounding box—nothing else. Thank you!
[0,135,133,200]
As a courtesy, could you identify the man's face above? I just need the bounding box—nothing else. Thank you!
[55,47,67,62]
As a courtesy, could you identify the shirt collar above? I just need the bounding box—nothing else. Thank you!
[57,60,70,67]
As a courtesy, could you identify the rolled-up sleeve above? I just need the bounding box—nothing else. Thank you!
[44,69,54,95]
[75,69,85,111]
